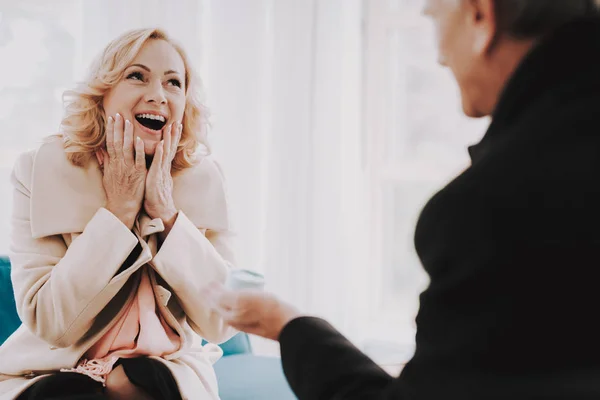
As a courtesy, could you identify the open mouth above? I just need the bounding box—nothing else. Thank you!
[135,113,167,131]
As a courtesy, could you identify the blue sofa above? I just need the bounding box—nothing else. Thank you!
[0,257,296,399]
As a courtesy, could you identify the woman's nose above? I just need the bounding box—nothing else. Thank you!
[144,80,167,104]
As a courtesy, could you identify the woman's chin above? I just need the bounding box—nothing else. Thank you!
[142,139,160,155]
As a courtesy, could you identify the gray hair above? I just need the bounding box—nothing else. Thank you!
[494,0,599,39]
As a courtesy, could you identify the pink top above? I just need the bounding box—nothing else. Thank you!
[62,267,181,384]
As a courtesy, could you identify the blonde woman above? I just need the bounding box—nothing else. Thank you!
[0,28,236,400]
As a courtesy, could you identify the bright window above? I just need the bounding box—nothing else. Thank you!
[360,0,489,361]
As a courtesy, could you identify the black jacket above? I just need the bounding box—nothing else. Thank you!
[279,18,600,400]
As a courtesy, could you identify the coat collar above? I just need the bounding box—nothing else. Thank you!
[469,17,600,163]
[30,138,231,239]
[492,17,600,126]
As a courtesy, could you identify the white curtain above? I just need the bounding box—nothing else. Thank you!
[202,0,368,352]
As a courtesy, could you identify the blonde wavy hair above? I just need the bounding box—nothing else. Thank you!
[59,28,210,170]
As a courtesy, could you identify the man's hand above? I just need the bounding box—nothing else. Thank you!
[202,283,302,341]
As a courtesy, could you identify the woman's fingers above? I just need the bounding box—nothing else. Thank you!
[123,119,134,165]
[162,124,173,168]
[104,114,141,168]
[156,140,164,168]
[148,140,164,177]
[135,137,145,170]
[113,113,125,160]
[105,116,115,159]
[171,123,182,162]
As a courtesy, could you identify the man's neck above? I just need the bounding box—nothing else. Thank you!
[484,38,538,115]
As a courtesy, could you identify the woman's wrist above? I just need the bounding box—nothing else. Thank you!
[147,207,177,224]
[150,207,178,241]
[105,204,138,230]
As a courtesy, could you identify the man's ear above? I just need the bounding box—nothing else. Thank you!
[465,0,498,54]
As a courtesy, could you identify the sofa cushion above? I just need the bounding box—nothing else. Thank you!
[205,332,252,357]
[214,354,296,400]
[0,257,21,345]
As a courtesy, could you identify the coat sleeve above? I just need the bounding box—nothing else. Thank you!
[279,317,405,400]
[151,159,237,344]
[9,152,141,348]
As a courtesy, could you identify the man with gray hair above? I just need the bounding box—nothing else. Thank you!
[204,1,600,398]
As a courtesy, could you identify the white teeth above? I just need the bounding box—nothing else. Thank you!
[137,113,166,122]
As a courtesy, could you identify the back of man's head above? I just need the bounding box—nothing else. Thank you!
[495,0,599,39]
[424,0,600,117]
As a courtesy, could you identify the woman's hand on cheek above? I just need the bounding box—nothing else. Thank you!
[202,282,302,341]
[97,113,147,230]
[143,122,182,236]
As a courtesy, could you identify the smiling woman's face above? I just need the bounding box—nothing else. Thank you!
[102,39,186,155]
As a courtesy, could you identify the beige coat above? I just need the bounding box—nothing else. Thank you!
[0,138,237,399]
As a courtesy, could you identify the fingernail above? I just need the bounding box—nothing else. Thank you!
[115,113,121,119]
[136,137,141,144]
[108,116,113,123]
[125,120,130,126]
